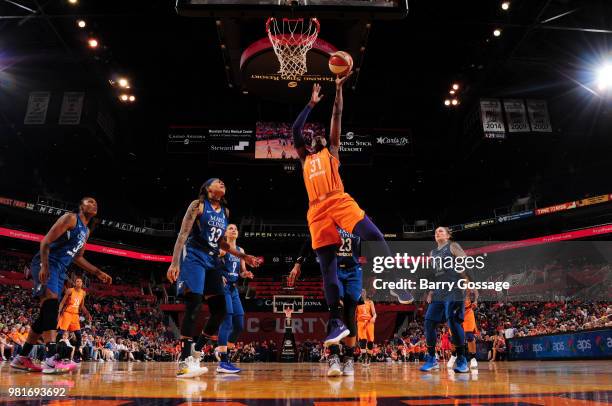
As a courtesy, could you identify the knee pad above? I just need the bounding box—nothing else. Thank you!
[366,341,373,351]
[180,292,203,338]
[343,296,358,337]
[203,294,227,336]
[359,339,367,349]
[33,299,59,333]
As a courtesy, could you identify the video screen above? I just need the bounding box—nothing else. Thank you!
[255,121,325,160]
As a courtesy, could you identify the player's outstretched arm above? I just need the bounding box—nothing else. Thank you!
[292,84,323,163]
[74,243,112,284]
[329,72,352,159]
[219,239,261,268]
[239,248,255,279]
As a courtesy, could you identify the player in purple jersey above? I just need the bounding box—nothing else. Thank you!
[11,197,112,374]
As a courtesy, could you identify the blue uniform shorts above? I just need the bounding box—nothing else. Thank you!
[337,265,363,302]
[178,244,225,296]
[30,256,67,299]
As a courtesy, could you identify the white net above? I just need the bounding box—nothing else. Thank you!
[266,17,320,81]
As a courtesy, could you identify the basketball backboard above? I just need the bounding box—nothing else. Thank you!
[273,295,304,313]
[176,0,409,20]
[175,0,408,101]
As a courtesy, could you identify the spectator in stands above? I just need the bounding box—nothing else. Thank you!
[58,331,76,360]
[0,331,13,361]
[504,323,517,340]
[491,332,506,362]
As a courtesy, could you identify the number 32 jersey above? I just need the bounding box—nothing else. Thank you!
[187,199,228,256]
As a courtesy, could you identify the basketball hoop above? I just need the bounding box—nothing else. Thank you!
[266,17,320,81]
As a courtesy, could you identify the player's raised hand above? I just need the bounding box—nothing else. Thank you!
[335,71,353,87]
[310,83,324,105]
[97,270,113,284]
[244,255,261,268]
[287,264,301,287]
[241,270,255,279]
[167,264,180,283]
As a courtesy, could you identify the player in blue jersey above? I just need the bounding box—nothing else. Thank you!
[420,227,470,374]
[11,197,112,374]
[216,223,254,374]
[288,227,362,377]
[167,178,261,378]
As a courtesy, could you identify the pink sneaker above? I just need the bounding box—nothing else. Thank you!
[42,356,70,374]
[10,356,43,372]
[63,360,79,372]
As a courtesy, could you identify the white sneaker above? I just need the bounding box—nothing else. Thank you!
[327,355,342,377]
[177,356,208,378]
[342,358,354,376]
[447,355,457,369]
[190,356,208,373]
[98,359,104,363]
[470,358,478,369]
[192,350,204,363]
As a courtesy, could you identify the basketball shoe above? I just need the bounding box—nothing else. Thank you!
[342,357,354,376]
[324,319,349,346]
[10,356,43,372]
[453,355,469,373]
[217,361,241,374]
[177,356,208,378]
[419,354,439,372]
[327,354,342,377]
[446,355,457,369]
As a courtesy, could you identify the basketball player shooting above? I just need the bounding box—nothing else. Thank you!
[291,74,413,350]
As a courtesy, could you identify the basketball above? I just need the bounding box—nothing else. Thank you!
[328,51,353,76]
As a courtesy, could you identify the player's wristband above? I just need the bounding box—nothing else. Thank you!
[295,256,305,265]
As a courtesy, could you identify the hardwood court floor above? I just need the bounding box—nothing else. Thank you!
[1,360,611,405]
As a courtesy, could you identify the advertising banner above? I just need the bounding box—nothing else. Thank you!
[508,329,612,360]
